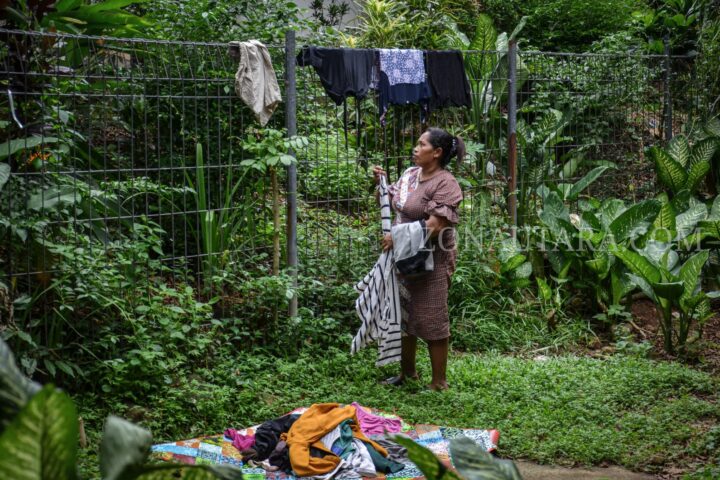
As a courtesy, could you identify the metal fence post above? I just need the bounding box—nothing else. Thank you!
[507,40,518,236]
[285,29,298,318]
[663,36,673,142]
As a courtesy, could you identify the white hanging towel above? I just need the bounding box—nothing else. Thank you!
[351,175,402,366]
[231,40,282,126]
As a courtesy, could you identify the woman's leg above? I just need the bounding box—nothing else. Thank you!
[400,334,418,378]
[427,337,449,390]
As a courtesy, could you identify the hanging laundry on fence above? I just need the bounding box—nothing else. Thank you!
[426,50,472,109]
[230,40,282,126]
[296,47,375,105]
[377,48,431,124]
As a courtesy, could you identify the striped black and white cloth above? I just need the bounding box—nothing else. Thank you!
[351,175,402,366]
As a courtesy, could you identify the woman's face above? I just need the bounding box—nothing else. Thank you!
[412,132,441,169]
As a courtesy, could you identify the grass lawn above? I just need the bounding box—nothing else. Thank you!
[77,347,720,477]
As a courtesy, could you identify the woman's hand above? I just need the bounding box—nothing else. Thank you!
[381,233,393,251]
[372,165,387,185]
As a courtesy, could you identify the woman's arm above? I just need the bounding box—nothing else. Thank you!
[425,214,450,239]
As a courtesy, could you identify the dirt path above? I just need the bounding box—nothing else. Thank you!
[515,460,656,480]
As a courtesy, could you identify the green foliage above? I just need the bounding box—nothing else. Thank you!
[3,0,151,36]
[613,242,714,355]
[633,0,709,54]
[649,134,718,196]
[0,338,242,479]
[481,0,643,51]
[143,0,311,43]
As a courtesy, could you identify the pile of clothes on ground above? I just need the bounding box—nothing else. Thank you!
[224,403,409,479]
[152,403,500,479]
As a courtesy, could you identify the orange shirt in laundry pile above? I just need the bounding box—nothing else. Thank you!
[285,403,389,477]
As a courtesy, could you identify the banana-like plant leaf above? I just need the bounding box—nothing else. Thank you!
[686,160,710,193]
[676,203,708,240]
[609,200,661,243]
[650,146,687,194]
[566,166,612,201]
[580,211,602,231]
[612,245,661,284]
[0,136,60,160]
[690,138,718,166]
[651,281,685,299]
[391,435,464,480]
[678,250,709,300]
[0,385,78,480]
[450,436,523,480]
[0,338,41,432]
[670,189,691,214]
[466,14,497,77]
[27,185,81,211]
[667,135,690,167]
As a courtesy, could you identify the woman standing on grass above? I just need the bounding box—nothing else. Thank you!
[373,127,464,391]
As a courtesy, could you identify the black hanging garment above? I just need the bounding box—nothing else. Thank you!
[425,50,472,109]
[296,47,375,105]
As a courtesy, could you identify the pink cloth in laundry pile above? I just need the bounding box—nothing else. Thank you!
[224,429,256,451]
[351,402,402,435]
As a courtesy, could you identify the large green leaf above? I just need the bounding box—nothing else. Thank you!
[651,201,676,242]
[611,266,636,304]
[539,191,570,232]
[566,166,612,201]
[0,164,10,193]
[686,160,710,193]
[678,250,709,300]
[0,338,41,432]
[450,436,522,480]
[651,281,685,299]
[676,203,708,240]
[500,254,526,274]
[698,220,720,239]
[608,200,661,243]
[710,196,720,220]
[667,135,690,167]
[585,252,611,279]
[597,198,626,228]
[0,385,78,480]
[638,240,678,270]
[612,245,661,284]
[392,435,463,480]
[0,136,60,160]
[689,138,718,166]
[27,185,81,211]
[100,416,242,480]
[466,14,497,77]
[101,415,153,480]
[703,117,720,137]
[650,146,687,194]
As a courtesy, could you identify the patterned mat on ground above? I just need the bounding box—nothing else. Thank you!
[151,405,499,480]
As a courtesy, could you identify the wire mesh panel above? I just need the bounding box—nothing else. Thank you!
[514,50,698,227]
[0,30,289,343]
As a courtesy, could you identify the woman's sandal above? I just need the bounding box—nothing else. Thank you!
[380,374,419,386]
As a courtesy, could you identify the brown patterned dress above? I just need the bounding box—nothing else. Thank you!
[389,167,463,341]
